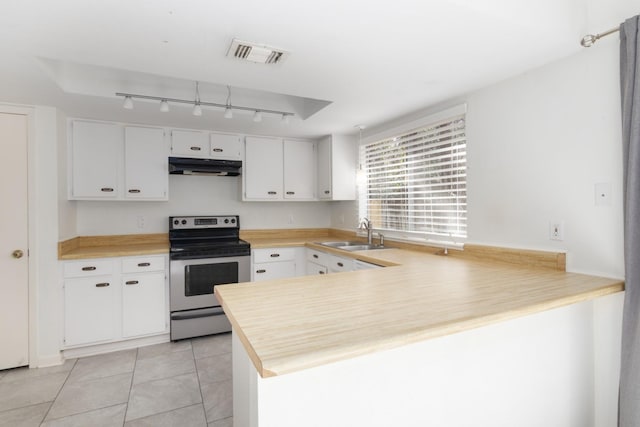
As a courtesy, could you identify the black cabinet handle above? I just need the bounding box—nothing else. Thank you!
[125,280,139,285]
[190,146,201,151]
[337,262,344,267]
[256,269,266,274]
[267,191,277,195]
[82,266,97,271]
[95,282,110,288]
[313,254,319,259]
[137,262,151,267]
[270,253,280,258]
[128,189,141,193]
[319,271,325,274]
[212,148,224,152]
[286,191,295,195]
[100,187,114,192]
[324,190,330,194]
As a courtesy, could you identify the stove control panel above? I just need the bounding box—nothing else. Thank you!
[170,216,239,230]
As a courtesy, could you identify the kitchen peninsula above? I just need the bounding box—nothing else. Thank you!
[216,244,624,427]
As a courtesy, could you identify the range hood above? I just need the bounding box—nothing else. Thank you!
[169,157,242,176]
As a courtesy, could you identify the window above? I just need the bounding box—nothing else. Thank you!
[358,113,467,240]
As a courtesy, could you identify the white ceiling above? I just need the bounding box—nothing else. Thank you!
[0,0,588,138]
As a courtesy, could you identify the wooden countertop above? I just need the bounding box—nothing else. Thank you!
[58,234,168,260]
[215,245,624,379]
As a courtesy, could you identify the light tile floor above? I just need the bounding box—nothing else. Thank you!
[0,333,233,427]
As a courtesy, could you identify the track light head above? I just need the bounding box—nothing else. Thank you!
[281,114,290,124]
[224,107,233,119]
[160,99,170,112]
[192,103,202,116]
[253,111,262,122]
[123,96,134,110]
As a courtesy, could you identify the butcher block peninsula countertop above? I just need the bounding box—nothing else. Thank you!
[215,242,624,378]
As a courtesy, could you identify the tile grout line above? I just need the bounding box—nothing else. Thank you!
[192,338,210,424]
[122,347,139,426]
[38,358,78,426]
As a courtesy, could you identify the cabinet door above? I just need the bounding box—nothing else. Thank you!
[317,137,332,199]
[330,135,358,200]
[306,260,328,276]
[244,136,283,200]
[210,132,242,160]
[64,276,118,346]
[124,126,168,200]
[171,129,209,157]
[284,140,316,200]
[71,121,121,199]
[253,261,296,281]
[122,272,167,338]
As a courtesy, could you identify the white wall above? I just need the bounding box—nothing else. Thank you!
[57,110,76,240]
[466,39,623,277]
[333,35,626,278]
[76,175,331,235]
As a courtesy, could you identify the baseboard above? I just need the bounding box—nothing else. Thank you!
[33,352,64,368]
[62,333,170,360]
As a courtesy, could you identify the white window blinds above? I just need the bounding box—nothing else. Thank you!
[359,114,467,239]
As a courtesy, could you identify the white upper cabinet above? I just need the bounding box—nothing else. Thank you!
[317,135,357,200]
[69,120,168,201]
[210,132,242,160]
[170,130,242,160]
[125,126,168,200]
[284,139,316,200]
[70,121,122,199]
[244,136,284,200]
[170,129,209,157]
[244,137,317,201]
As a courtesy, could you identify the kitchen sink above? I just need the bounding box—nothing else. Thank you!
[317,242,385,251]
[317,241,364,248]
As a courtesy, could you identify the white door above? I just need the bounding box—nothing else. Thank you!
[0,112,29,369]
[124,126,168,200]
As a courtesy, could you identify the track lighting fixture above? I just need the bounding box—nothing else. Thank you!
[115,82,294,122]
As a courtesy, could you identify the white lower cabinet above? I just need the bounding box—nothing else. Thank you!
[122,272,166,338]
[64,276,118,346]
[62,255,168,348]
[306,261,328,275]
[306,249,353,275]
[252,248,299,281]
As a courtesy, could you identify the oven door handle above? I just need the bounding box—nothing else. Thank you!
[171,307,225,321]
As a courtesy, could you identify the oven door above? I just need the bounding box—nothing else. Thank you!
[169,255,250,312]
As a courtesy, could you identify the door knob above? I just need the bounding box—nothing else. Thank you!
[12,249,24,259]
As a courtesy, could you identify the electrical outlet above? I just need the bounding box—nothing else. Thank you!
[136,215,145,229]
[287,214,294,224]
[549,221,564,241]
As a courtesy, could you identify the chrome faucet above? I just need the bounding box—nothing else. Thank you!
[359,217,373,244]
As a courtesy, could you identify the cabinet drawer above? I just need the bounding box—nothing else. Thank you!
[306,249,329,265]
[253,247,297,263]
[122,255,166,273]
[171,130,209,157]
[64,259,113,278]
[253,261,296,281]
[328,255,353,273]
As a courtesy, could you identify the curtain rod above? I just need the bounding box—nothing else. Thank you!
[581,26,620,47]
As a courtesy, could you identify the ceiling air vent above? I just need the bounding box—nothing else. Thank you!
[227,39,289,65]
